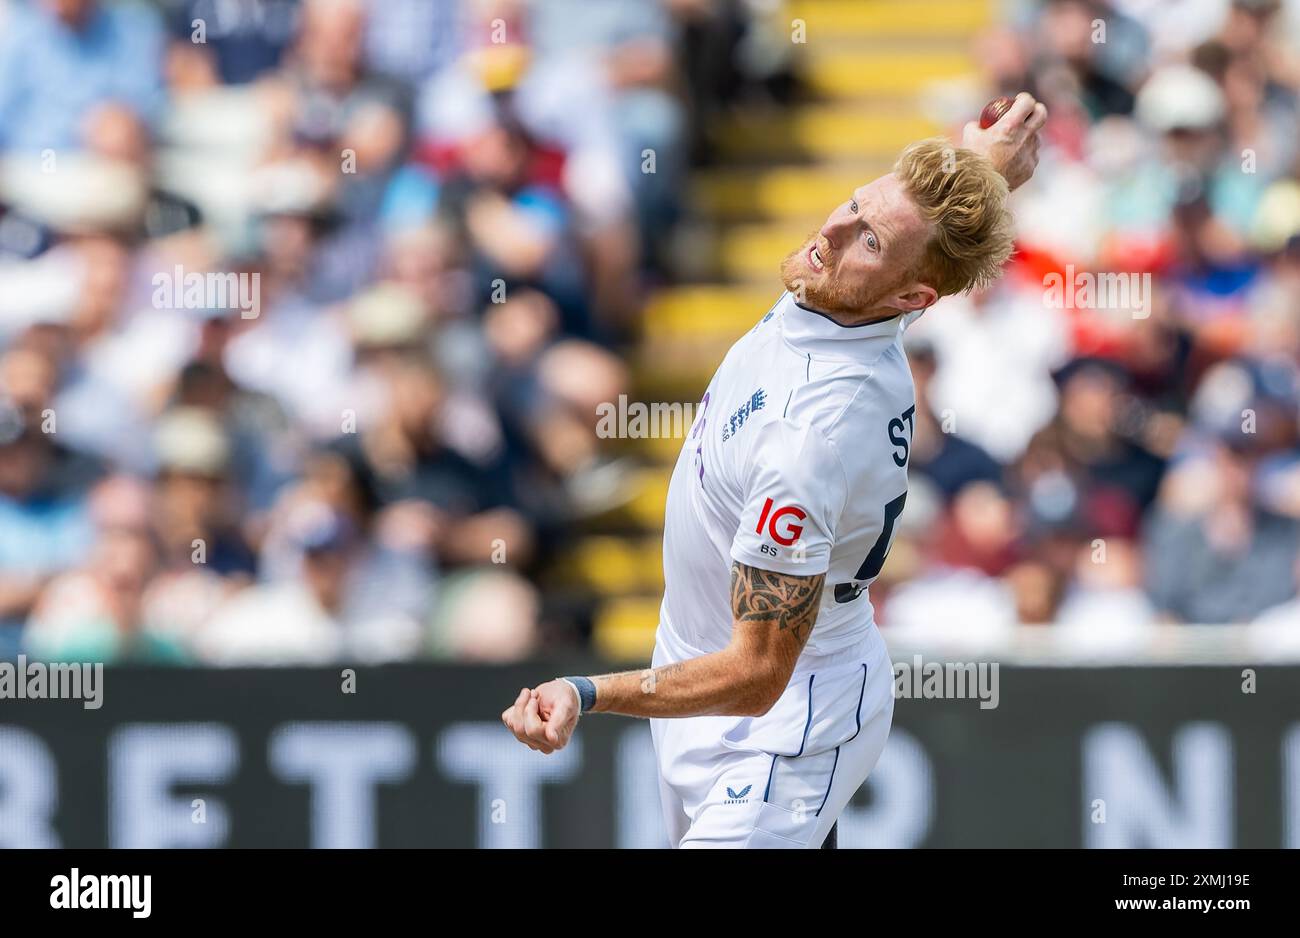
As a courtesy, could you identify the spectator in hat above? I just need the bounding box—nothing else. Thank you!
[167,354,303,518]
[197,498,354,664]
[151,406,256,579]
[1109,61,1267,267]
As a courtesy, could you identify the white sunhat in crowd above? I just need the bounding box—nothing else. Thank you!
[153,406,232,477]
[0,154,147,233]
[1134,63,1226,133]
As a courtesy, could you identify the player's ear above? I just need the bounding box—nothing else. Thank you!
[892,282,938,312]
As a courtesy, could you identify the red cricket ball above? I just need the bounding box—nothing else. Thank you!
[979,95,1016,129]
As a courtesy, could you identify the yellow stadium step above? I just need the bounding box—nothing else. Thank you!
[786,0,993,38]
[593,596,661,661]
[551,535,664,593]
[712,106,942,163]
[716,222,821,282]
[805,49,975,99]
[623,466,671,528]
[639,431,686,464]
[642,285,780,339]
[693,165,884,222]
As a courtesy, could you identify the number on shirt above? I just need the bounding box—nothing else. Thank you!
[834,491,907,603]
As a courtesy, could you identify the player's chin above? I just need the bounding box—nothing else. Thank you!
[780,250,827,295]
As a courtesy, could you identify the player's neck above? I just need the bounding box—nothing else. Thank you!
[795,299,903,328]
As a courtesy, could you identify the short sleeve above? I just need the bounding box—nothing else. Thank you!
[730,420,847,576]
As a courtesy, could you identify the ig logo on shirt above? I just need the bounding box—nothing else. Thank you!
[755,497,806,548]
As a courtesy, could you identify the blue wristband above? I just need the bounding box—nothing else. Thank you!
[564,676,597,713]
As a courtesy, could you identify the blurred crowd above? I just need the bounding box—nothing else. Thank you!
[2,0,1298,668]
[883,0,1300,644]
[0,0,783,664]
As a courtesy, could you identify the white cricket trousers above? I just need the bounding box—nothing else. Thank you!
[649,626,894,848]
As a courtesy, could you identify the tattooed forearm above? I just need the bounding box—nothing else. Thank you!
[581,564,825,719]
[730,561,825,644]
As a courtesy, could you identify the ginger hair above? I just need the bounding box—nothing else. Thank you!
[894,138,1015,297]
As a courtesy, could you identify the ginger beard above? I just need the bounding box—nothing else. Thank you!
[779,231,917,321]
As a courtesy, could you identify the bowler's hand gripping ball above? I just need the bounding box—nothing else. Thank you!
[979,95,1016,129]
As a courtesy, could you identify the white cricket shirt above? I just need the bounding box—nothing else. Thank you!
[658,291,917,659]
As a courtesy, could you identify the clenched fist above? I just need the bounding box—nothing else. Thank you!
[500,680,580,754]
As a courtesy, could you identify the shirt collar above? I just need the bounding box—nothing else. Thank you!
[777,291,905,365]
